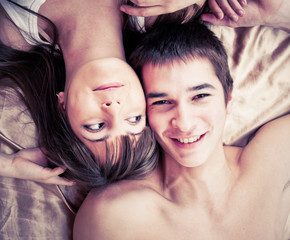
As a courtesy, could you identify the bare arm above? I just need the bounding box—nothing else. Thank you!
[74,185,157,240]
[74,189,134,240]
[120,0,246,21]
[242,114,290,188]
[201,0,290,32]
[0,148,74,186]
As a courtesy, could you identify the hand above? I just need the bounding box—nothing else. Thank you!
[0,148,75,186]
[207,0,247,22]
[201,0,286,29]
[120,0,246,20]
[120,0,206,17]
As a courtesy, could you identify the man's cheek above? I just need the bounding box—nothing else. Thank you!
[148,115,159,132]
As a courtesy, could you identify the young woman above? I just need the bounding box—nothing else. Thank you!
[0,0,159,188]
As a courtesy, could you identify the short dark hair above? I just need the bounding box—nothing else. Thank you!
[129,20,233,104]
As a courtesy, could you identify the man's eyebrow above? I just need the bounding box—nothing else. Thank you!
[147,92,168,98]
[147,84,215,98]
[188,83,215,91]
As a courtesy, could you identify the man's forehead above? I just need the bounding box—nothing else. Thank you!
[142,59,219,93]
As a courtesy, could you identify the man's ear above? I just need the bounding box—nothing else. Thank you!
[226,93,233,114]
[57,92,65,111]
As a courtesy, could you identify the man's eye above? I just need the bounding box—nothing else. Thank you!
[83,123,104,132]
[192,93,210,100]
[152,100,170,105]
[127,115,142,124]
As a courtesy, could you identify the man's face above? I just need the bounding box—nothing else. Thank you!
[142,58,231,167]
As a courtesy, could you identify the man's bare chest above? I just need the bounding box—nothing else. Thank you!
[153,187,290,240]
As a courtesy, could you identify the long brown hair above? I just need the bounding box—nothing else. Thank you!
[0,2,159,189]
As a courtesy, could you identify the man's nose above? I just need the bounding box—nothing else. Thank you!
[171,105,192,132]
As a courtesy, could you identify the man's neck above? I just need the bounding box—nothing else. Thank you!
[160,145,240,206]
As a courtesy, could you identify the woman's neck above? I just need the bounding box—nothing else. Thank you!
[40,0,125,80]
[62,2,125,79]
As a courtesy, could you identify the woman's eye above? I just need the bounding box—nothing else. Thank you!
[152,100,170,105]
[83,123,104,132]
[127,115,142,124]
[192,93,210,101]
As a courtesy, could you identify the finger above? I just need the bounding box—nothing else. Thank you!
[120,4,164,17]
[40,167,75,185]
[227,0,245,17]
[49,176,75,186]
[37,166,65,179]
[47,166,66,176]
[215,0,240,21]
[40,175,75,186]
[239,0,247,7]
[207,0,224,19]
[201,13,237,27]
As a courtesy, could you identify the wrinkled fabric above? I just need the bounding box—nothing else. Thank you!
[211,25,290,147]
[0,88,76,240]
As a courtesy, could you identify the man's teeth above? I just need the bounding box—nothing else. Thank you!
[177,136,201,144]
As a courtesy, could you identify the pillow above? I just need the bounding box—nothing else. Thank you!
[211,25,290,147]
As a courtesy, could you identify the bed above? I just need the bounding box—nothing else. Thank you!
[0,25,289,239]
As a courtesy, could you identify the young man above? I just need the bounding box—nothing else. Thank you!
[73,9,290,240]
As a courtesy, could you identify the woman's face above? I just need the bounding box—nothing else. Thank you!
[58,58,146,157]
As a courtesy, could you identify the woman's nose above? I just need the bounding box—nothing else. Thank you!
[103,100,120,107]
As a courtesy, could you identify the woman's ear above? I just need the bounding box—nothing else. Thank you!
[57,92,65,111]
[226,93,233,114]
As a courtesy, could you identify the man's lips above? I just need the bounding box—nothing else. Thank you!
[170,133,206,149]
[177,135,202,143]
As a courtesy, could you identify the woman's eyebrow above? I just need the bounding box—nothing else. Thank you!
[127,130,143,136]
[83,135,109,142]
[83,131,143,142]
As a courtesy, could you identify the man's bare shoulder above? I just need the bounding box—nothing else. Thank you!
[239,114,290,182]
[90,178,161,207]
[74,178,163,240]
